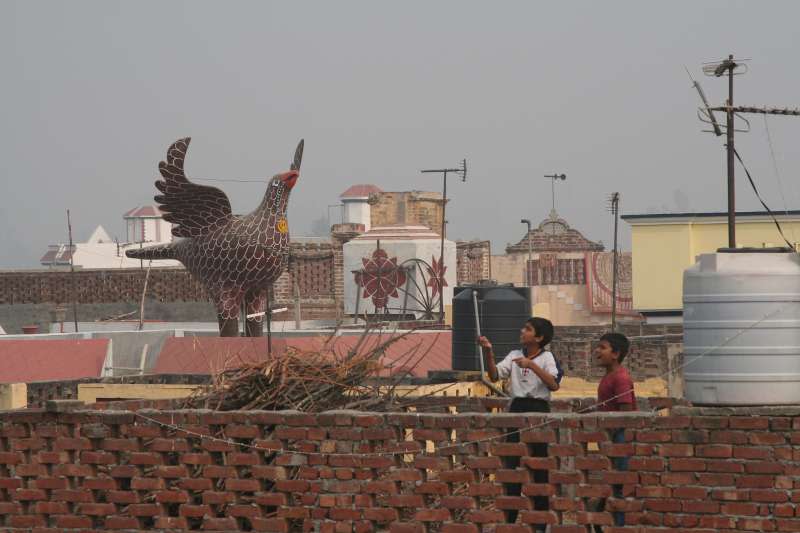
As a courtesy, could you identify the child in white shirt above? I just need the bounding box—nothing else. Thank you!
[478,317,559,530]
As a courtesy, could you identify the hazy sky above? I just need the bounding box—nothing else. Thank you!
[2,1,799,268]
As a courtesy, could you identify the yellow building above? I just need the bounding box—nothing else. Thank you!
[623,210,800,321]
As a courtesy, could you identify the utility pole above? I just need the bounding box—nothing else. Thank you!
[609,193,620,332]
[693,55,800,249]
[420,159,467,322]
[520,219,532,285]
[66,209,79,332]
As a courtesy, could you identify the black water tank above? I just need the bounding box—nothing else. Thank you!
[452,284,531,371]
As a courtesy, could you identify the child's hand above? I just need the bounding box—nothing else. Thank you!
[477,336,492,351]
[513,358,530,369]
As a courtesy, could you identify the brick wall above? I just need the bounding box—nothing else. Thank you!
[369,191,444,233]
[455,241,491,285]
[0,403,797,532]
[0,242,343,320]
[551,335,683,382]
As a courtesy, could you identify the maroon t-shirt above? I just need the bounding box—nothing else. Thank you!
[597,366,637,411]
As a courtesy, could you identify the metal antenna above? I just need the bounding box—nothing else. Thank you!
[608,193,620,332]
[421,158,468,322]
[543,173,566,214]
[693,55,800,249]
[686,65,722,137]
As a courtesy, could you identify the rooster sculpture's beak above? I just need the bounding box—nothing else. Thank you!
[279,170,299,189]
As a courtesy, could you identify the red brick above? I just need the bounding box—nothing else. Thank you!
[251,517,290,532]
[203,517,239,530]
[229,504,264,518]
[441,524,478,533]
[644,499,681,512]
[13,489,47,501]
[8,515,46,528]
[669,458,707,471]
[722,502,760,515]
[673,486,708,499]
[134,477,168,490]
[226,478,261,492]
[750,489,790,502]
[388,494,424,507]
[389,523,426,533]
[468,483,503,496]
[660,443,694,457]
[363,508,399,522]
[155,517,190,529]
[106,516,141,529]
[33,501,70,514]
[330,508,363,520]
[385,468,423,482]
[414,482,449,495]
[55,515,94,528]
[737,475,777,489]
[746,461,786,474]
[750,432,787,445]
[180,504,214,517]
[107,490,139,504]
[77,502,117,515]
[464,456,502,469]
[683,500,720,513]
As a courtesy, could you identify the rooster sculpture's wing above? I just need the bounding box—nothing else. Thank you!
[154,138,234,238]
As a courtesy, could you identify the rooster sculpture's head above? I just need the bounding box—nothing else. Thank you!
[260,140,304,218]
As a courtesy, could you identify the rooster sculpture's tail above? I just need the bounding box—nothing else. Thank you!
[125,243,177,261]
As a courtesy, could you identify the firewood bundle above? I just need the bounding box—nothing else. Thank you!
[182,329,433,412]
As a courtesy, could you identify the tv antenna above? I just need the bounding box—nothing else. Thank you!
[608,193,620,332]
[690,55,800,249]
[420,158,467,322]
[543,173,566,214]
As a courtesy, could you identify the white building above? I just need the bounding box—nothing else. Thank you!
[340,184,382,232]
[343,225,456,319]
[40,206,181,269]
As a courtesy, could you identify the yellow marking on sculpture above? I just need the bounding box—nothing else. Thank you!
[277,219,288,234]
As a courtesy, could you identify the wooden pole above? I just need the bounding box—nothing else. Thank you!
[67,209,79,332]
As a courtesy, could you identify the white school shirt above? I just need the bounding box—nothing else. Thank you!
[495,349,558,400]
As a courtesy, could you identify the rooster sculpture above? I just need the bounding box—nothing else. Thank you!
[126,137,303,337]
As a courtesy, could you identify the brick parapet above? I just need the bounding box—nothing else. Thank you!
[0,402,796,531]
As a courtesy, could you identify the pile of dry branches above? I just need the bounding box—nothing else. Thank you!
[182,328,437,412]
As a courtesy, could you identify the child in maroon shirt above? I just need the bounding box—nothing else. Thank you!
[594,332,636,529]
[596,332,636,412]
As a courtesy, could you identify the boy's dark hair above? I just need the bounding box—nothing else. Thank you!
[600,332,630,362]
[526,317,554,348]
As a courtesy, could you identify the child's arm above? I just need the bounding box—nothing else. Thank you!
[477,336,500,382]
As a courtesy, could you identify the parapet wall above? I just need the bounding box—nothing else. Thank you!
[0,401,797,532]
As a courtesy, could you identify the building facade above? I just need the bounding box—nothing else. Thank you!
[623,210,800,321]
[40,206,180,269]
[491,211,635,326]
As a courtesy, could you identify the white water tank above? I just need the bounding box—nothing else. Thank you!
[683,249,800,405]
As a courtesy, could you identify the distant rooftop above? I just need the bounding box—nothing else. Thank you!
[340,184,382,199]
[623,210,800,222]
[123,205,163,218]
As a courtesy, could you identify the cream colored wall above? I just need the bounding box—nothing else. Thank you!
[77,383,203,404]
[0,384,27,410]
[629,219,800,312]
[532,284,604,326]
[490,254,527,286]
[630,224,692,311]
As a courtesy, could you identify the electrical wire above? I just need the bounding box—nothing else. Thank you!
[732,147,796,251]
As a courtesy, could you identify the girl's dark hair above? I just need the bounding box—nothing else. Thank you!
[526,317,554,348]
[600,332,630,362]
